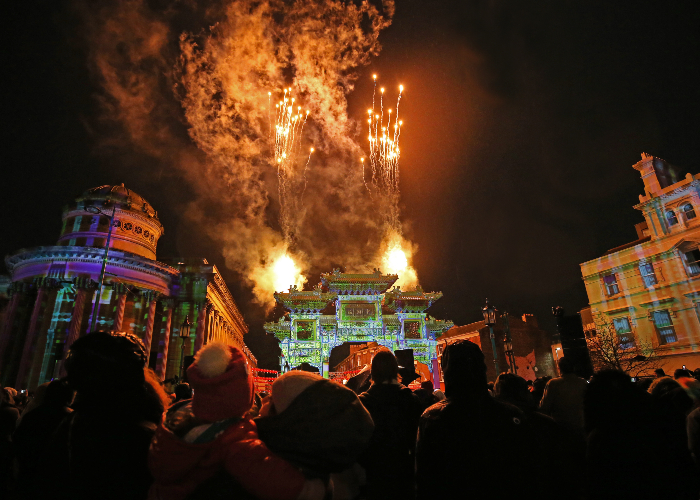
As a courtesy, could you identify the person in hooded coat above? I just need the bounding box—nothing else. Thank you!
[255,370,375,499]
[357,350,422,500]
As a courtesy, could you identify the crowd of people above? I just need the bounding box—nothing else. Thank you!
[1,330,699,499]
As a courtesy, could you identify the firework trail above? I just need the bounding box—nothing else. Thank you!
[270,87,312,243]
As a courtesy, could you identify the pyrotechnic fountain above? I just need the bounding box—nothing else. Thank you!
[365,76,418,290]
[260,88,314,294]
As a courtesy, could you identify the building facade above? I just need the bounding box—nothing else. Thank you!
[580,154,700,373]
[0,185,254,389]
[436,313,556,385]
[264,270,453,381]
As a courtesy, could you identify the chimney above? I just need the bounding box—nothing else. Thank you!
[522,314,538,328]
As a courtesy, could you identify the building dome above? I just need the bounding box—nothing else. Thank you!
[80,184,158,216]
[57,184,164,260]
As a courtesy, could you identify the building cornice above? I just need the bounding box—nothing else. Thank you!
[5,246,179,281]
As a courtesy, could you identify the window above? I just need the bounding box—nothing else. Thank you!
[613,317,635,349]
[666,210,678,226]
[685,250,700,276]
[653,310,678,344]
[603,274,619,295]
[683,203,697,220]
[295,321,314,340]
[404,320,422,339]
[639,262,657,287]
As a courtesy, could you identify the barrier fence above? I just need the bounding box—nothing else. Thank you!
[328,369,362,383]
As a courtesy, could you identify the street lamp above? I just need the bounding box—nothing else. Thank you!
[502,311,517,374]
[482,299,500,375]
[85,202,118,333]
[179,315,192,378]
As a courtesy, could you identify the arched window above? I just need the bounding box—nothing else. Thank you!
[683,203,696,220]
[666,210,678,226]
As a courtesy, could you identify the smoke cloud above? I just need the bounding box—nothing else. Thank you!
[80,0,408,307]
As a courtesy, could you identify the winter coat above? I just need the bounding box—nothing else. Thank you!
[40,407,158,500]
[12,403,72,493]
[416,394,550,500]
[256,379,374,477]
[149,400,305,500]
[357,383,423,500]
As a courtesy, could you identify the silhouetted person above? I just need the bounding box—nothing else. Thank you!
[654,367,667,378]
[688,406,700,468]
[358,350,422,500]
[41,331,170,500]
[495,373,586,498]
[413,380,437,412]
[540,357,587,434]
[530,376,551,407]
[13,379,74,498]
[416,340,550,500]
[0,385,20,497]
[585,370,698,500]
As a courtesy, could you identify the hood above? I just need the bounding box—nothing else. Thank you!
[255,379,374,474]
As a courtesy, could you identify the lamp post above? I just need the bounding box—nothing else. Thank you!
[86,202,118,333]
[179,315,192,379]
[502,311,517,374]
[482,299,500,375]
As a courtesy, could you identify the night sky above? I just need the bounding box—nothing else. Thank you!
[3,1,700,368]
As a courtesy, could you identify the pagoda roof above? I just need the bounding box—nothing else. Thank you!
[274,285,337,313]
[427,317,455,337]
[320,268,398,295]
[384,285,443,312]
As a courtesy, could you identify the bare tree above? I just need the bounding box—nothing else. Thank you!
[586,316,662,377]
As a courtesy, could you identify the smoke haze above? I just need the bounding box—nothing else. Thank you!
[81,0,402,305]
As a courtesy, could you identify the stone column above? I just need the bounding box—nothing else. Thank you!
[156,301,173,380]
[15,287,47,388]
[113,285,128,331]
[193,302,207,354]
[142,294,158,359]
[60,284,90,377]
[63,289,88,352]
[38,289,66,384]
[0,288,22,367]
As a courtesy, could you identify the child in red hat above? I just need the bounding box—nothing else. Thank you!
[148,343,325,500]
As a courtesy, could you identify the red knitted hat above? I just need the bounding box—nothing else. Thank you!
[187,343,254,422]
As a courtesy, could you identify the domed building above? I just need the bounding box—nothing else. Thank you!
[0,185,254,389]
